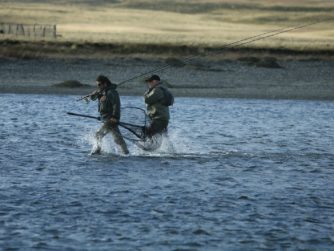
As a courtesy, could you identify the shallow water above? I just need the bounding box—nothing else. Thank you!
[1,94,334,250]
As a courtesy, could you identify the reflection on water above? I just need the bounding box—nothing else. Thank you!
[1,94,334,250]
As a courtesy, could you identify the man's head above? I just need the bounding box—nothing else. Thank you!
[145,74,160,89]
[96,75,111,91]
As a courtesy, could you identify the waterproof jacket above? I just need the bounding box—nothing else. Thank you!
[144,84,170,122]
[91,84,121,120]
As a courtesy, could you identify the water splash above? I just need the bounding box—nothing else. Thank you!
[79,125,217,158]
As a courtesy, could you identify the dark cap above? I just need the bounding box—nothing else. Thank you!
[145,74,160,82]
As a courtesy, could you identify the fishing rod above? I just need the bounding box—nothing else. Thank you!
[116,28,289,88]
[116,19,324,87]
[76,93,94,102]
[77,19,324,101]
[67,112,100,120]
[76,90,99,102]
[66,112,146,140]
[76,24,289,102]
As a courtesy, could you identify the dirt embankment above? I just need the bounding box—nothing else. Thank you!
[0,40,333,100]
[1,39,333,61]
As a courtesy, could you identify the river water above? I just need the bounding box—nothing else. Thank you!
[1,94,334,250]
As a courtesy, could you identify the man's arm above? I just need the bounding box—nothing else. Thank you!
[111,92,121,120]
[89,90,102,101]
[106,90,120,120]
[144,87,164,105]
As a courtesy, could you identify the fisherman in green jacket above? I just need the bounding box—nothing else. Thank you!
[90,75,129,155]
[144,74,172,138]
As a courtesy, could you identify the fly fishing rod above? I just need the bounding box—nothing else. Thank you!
[116,19,324,87]
[77,19,325,101]
[77,23,286,102]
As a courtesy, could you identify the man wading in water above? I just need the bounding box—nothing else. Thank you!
[144,74,174,138]
[89,75,129,155]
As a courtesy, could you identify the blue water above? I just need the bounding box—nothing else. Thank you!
[1,94,334,250]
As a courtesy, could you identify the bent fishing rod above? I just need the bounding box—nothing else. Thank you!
[77,19,324,101]
[67,112,145,139]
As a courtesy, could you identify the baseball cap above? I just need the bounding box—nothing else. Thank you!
[145,74,160,82]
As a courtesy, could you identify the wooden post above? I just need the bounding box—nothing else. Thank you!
[16,24,24,36]
[8,23,12,34]
[53,24,57,39]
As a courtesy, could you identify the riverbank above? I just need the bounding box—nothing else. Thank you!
[0,54,333,100]
[1,0,333,52]
[1,39,334,61]
[1,0,333,99]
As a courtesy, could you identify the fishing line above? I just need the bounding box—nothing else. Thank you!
[77,22,307,101]
[116,19,325,88]
[117,27,287,87]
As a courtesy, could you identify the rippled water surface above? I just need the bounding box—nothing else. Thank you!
[1,94,334,250]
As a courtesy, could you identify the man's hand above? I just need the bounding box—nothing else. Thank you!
[91,90,99,95]
[89,90,102,101]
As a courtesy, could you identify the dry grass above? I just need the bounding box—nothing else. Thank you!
[0,0,333,51]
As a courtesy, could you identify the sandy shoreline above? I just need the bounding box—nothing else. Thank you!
[0,53,333,100]
[1,0,333,100]
[1,85,333,101]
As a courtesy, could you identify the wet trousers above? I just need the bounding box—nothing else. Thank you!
[95,122,129,154]
[145,119,168,138]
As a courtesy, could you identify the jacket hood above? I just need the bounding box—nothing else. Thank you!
[109,83,117,89]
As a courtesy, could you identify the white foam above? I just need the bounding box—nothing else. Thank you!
[79,125,205,158]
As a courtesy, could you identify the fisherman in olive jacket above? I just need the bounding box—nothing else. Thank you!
[90,75,129,155]
[144,74,171,138]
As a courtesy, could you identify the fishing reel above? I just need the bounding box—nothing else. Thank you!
[77,90,103,103]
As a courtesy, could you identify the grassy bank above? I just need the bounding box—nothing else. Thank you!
[1,39,333,61]
[1,1,333,101]
[0,0,333,55]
